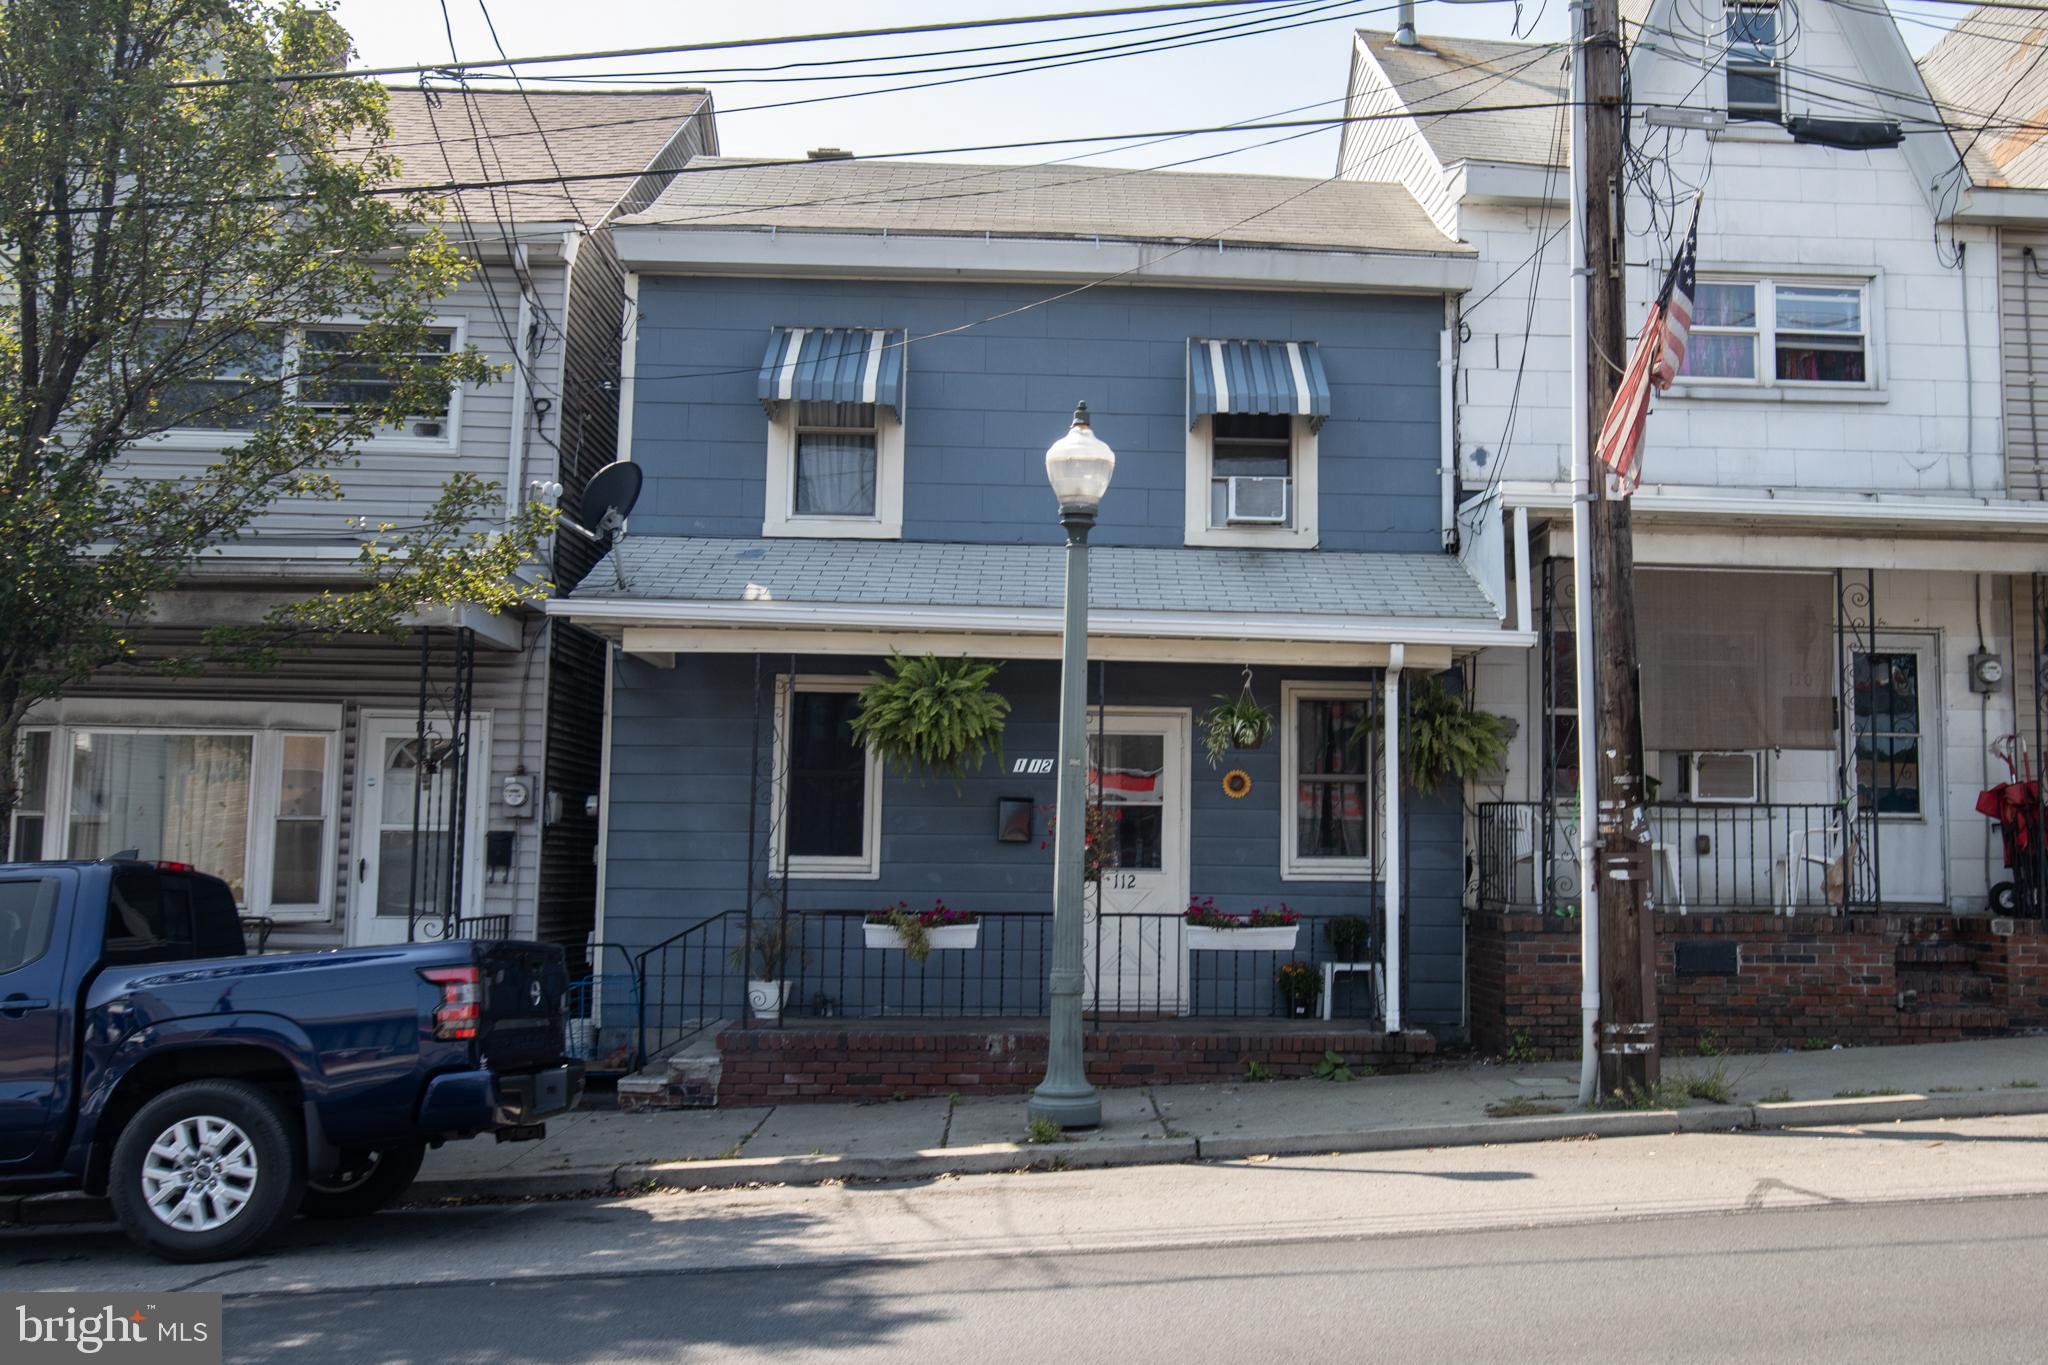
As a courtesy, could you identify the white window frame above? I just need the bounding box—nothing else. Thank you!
[1673,273,1879,396]
[9,728,55,862]
[144,315,467,453]
[770,675,883,880]
[1683,750,1766,804]
[1183,414,1319,549]
[1724,0,1782,123]
[15,700,343,921]
[1280,680,1377,882]
[763,404,905,540]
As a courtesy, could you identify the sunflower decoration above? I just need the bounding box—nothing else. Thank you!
[1221,769,1253,800]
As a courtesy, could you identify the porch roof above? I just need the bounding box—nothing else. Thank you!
[551,536,1523,661]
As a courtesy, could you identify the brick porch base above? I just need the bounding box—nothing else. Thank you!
[1469,909,2048,1058]
[716,1019,1438,1106]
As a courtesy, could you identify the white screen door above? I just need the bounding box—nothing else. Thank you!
[1853,638,1945,906]
[349,712,491,945]
[1082,710,1190,1016]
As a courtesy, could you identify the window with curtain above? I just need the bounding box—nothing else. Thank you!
[792,401,879,518]
[10,731,51,861]
[68,732,255,899]
[1726,2,1780,121]
[272,734,330,906]
[143,325,284,430]
[1680,278,1868,386]
[1284,687,1381,878]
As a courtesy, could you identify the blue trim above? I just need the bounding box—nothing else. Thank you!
[1186,339,1331,431]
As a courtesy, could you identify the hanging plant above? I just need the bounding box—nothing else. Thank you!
[1397,675,1513,792]
[849,654,1011,781]
[1199,668,1275,768]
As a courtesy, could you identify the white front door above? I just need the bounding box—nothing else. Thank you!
[1082,710,1190,1016]
[349,712,492,945]
[1853,637,1946,906]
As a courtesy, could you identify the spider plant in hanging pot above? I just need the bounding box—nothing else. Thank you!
[849,654,1012,782]
[1199,669,1275,768]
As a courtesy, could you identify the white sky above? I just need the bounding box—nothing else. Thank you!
[330,0,1964,181]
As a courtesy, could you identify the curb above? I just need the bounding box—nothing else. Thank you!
[17,1092,2048,1225]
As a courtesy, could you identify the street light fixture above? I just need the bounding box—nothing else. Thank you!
[1029,401,1112,1131]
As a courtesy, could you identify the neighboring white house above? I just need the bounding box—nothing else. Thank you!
[1341,1,2048,916]
[11,88,716,955]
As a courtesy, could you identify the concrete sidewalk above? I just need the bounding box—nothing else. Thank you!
[398,1033,2048,1201]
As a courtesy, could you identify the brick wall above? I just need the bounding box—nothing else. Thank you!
[717,1026,1438,1106]
[1468,909,2048,1059]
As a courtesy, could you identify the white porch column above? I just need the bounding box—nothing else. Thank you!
[1383,644,1406,1033]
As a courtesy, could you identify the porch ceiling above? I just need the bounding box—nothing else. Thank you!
[549,535,1530,664]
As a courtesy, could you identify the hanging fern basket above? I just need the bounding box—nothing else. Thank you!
[848,654,1012,781]
[1400,675,1513,791]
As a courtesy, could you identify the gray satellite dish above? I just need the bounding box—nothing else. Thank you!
[558,461,644,589]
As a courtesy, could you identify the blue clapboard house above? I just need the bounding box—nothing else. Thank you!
[548,156,1537,1056]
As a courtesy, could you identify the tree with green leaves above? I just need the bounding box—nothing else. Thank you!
[0,0,554,854]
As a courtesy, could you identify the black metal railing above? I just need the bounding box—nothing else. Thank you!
[1477,801,1878,914]
[629,906,1388,1057]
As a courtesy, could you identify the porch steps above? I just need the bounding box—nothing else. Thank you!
[618,1024,728,1112]
[1895,940,2008,1033]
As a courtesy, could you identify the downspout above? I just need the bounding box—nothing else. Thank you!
[505,242,534,522]
[1569,0,1603,1109]
[1440,325,1457,550]
[1384,643,1406,1033]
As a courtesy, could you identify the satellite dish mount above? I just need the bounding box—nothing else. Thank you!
[555,461,645,591]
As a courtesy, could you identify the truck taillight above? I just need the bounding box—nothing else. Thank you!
[420,965,481,1041]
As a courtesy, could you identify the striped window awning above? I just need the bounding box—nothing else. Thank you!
[1186,339,1330,432]
[757,327,907,414]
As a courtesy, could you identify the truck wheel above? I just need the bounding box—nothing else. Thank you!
[299,1144,427,1219]
[108,1079,305,1264]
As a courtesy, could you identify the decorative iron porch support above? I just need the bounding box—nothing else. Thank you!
[1834,568,1880,910]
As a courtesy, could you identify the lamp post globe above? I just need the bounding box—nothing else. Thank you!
[1044,401,1115,514]
[1030,401,1110,1131]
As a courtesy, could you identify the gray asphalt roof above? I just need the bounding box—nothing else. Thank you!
[1919,3,2048,191]
[337,88,713,226]
[570,537,1499,621]
[1355,29,1571,170]
[613,156,1469,257]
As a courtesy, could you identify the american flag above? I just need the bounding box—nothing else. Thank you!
[1596,198,1700,494]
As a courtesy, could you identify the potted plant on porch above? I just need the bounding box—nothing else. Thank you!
[863,900,982,962]
[1275,961,1323,1018]
[1183,898,1301,951]
[730,916,807,1024]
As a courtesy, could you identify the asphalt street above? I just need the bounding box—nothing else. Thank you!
[211,1196,2048,1364]
[10,1113,2048,1362]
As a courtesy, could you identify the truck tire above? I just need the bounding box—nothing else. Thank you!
[299,1143,427,1219]
[108,1079,305,1263]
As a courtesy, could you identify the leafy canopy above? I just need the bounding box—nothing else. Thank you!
[0,1,554,844]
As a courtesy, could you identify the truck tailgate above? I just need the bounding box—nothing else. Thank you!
[477,941,570,1072]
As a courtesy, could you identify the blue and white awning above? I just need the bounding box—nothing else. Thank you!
[757,327,907,414]
[1187,339,1330,432]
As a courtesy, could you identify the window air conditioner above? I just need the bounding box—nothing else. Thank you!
[1686,751,1762,803]
[1226,476,1290,525]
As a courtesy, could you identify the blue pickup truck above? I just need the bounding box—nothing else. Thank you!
[0,859,582,1261]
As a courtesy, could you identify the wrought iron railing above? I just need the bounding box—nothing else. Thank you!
[629,906,1388,1058]
[1477,801,1878,914]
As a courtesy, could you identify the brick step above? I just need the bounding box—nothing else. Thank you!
[1896,970,1995,1005]
[1895,942,1980,967]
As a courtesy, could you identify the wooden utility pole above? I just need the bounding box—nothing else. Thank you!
[1581,0,1659,1095]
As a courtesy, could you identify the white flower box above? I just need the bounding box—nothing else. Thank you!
[1185,924,1300,952]
[863,922,982,952]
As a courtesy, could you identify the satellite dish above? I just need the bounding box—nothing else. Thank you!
[558,461,644,591]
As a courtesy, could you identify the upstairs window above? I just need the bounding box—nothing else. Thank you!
[301,325,457,438]
[1726,2,1780,122]
[143,326,283,431]
[144,321,461,442]
[1208,414,1295,530]
[792,402,879,519]
[1680,278,1870,388]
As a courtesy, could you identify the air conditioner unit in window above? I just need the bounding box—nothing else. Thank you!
[1226,476,1289,525]
[1686,751,1762,804]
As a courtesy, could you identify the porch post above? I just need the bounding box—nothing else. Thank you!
[1384,645,1406,1033]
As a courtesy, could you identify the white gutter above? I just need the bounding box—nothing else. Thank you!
[505,243,534,522]
[1499,481,2048,533]
[547,595,1538,651]
[1568,0,1601,1112]
[1439,326,1456,550]
[1383,643,1406,1034]
[616,271,641,464]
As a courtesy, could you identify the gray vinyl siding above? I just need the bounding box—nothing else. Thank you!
[604,652,1465,1028]
[57,620,549,948]
[628,276,1448,554]
[2001,228,2048,500]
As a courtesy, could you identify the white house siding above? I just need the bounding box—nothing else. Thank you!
[1339,35,1462,236]
[2001,228,2048,500]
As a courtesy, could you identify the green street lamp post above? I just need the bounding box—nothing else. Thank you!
[1029,401,1114,1130]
